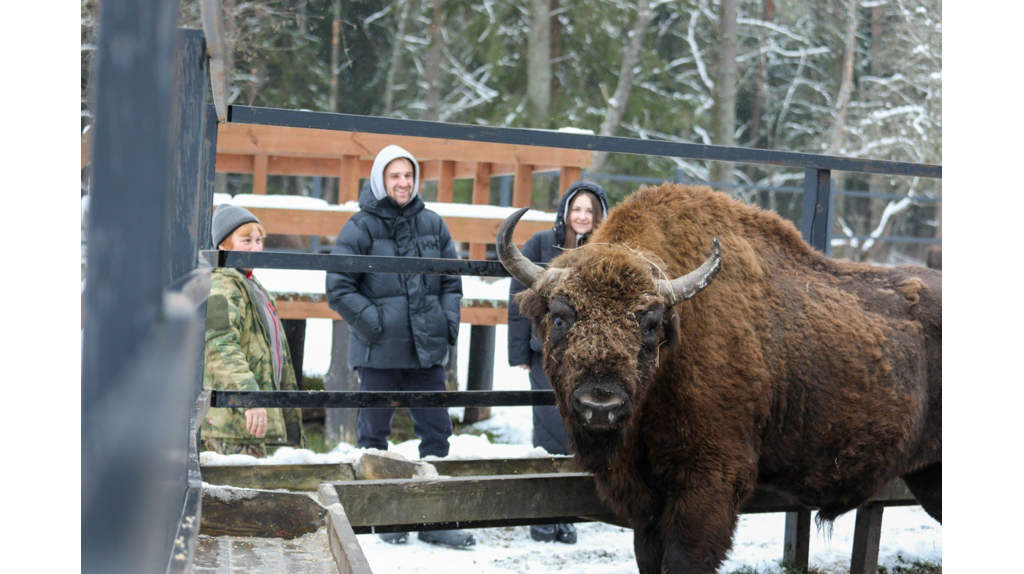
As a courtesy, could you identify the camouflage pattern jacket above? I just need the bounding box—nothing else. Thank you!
[202,268,303,446]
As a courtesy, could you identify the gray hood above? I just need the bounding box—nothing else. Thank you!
[369,144,421,203]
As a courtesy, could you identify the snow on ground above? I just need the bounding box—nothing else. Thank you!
[220,266,943,572]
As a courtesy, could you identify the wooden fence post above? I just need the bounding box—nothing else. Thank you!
[470,162,492,260]
[513,164,533,208]
[783,509,811,572]
[850,503,885,574]
[253,154,268,194]
[338,155,360,203]
[437,160,455,203]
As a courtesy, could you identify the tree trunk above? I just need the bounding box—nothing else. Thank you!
[589,0,654,175]
[746,0,773,181]
[527,0,552,128]
[329,0,342,113]
[710,0,738,186]
[424,0,444,121]
[383,0,414,116]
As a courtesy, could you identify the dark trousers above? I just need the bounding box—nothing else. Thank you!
[529,353,570,455]
[357,366,453,458]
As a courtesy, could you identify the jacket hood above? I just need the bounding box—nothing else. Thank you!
[369,144,421,203]
[554,180,610,245]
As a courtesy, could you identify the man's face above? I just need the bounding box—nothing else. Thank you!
[384,158,415,206]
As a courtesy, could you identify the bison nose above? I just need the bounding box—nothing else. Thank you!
[571,384,631,429]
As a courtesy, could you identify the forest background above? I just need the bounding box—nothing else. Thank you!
[80,0,942,265]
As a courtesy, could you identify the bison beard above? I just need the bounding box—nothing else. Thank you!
[500,184,941,574]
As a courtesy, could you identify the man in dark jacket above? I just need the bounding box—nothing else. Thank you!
[326,145,473,548]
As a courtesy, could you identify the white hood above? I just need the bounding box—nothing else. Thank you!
[369,144,420,203]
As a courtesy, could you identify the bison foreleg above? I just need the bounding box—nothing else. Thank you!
[632,517,664,574]
[658,490,741,573]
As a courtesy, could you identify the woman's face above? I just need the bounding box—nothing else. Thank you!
[568,193,595,236]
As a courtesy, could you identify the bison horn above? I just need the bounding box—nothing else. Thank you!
[497,207,566,296]
[656,238,722,306]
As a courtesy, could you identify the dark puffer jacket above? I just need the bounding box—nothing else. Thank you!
[507,180,609,454]
[327,185,462,370]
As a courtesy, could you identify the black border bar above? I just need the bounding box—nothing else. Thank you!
[212,390,557,409]
[229,105,941,180]
[212,250,515,277]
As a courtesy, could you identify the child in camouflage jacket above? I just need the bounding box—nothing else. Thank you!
[202,205,303,457]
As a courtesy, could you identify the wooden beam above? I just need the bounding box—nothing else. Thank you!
[200,486,327,539]
[326,504,373,574]
[274,299,509,325]
[216,123,593,168]
[559,166,581,195]
[338,155,360,204]
[513,164,533,208]
[437,160,454,203]
[200,463,356,491]
[253,154,268,195]
[470,163,493,261]
[354,453,429,480]
[216,153,576,180]
[327,473,617,530]
[783,510,811,571]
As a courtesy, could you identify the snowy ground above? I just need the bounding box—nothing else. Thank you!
[199,309,941,573]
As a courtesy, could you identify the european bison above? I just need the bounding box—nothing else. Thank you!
[497,184,941,573]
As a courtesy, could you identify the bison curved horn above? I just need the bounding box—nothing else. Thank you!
[497,207,566,296]
[656,238,722,306]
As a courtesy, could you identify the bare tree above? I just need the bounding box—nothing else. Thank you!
[589,0,654,174]
[384,0,415,115]
[710,0,738,185]
[527,0,552,127]
[424,0,444,121]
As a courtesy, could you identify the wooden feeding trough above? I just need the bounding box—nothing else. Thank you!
[195,453,920,573]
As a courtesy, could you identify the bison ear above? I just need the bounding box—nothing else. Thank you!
[515,289,549,322]
[662,305,681,351]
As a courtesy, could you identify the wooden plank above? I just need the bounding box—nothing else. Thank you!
[200,463,356,491]
[338,155,360,203]
[513,163,533,208]
[437,160,454,202]
[217,153,575,180]
[783,510,811,572]
[248,206,549,244]
[327,504,373,574]
[559,166,581,195]
[274,299,508,325]
[253,154,269,195]
[850,503,885,574]
[216,123,592,167]
[431,457,578,477]
[200,486,327,539]
[327,473,617,529]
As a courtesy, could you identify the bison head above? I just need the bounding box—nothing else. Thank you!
[498,208,721,461]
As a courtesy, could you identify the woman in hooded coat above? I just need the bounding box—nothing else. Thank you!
[507,180,609,543]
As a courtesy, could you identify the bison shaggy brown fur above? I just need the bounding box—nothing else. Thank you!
[502,184,940,573]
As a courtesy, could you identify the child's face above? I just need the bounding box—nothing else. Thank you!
[223,228,264,253]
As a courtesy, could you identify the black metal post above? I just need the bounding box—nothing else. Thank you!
[464,325,496,423]
[281,319,307,388]
[81,0,184,570]
[800,168,833,254]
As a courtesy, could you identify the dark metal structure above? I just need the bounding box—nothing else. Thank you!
[81,7,941,571]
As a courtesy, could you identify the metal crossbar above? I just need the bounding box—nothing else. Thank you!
[211,250,516,277]
[228,105,941,179]
[213,390,557,409]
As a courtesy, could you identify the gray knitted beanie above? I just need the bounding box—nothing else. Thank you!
[212,204,260,247]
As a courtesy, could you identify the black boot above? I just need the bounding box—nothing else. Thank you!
[529,524,557,542]
[555,523,577,544]
[418,529,476,549]
[379,532,409,544]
